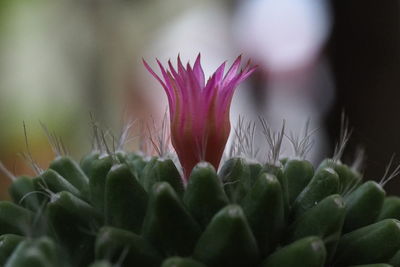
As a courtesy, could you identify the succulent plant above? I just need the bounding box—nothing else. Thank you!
[1,56,400,267]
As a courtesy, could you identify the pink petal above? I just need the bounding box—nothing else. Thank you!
[214,62,226,84]
[143,59,174,109]
[193,53,205,88]
[223,55,242,84]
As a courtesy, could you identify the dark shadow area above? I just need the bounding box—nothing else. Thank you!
[328,0,400,194]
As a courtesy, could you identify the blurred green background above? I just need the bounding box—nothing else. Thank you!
[0,0,203,197]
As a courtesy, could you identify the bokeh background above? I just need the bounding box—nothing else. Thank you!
[0,0,399,198]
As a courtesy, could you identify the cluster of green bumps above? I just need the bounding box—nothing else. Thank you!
[2,150,400,267]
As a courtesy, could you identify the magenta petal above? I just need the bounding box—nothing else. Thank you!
[214,62,226,84]
[203,73,218,102]
[156,60,175,101]
[168,60,185,92]
[143,59,168,90]
[193,54,205,87]
[223,55,242,84]
[143,59,174,107]
[143,55,256,180]
[177,55,186,76]
[236,66,257,84]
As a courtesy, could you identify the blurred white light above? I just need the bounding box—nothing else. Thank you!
[235,0,331,72]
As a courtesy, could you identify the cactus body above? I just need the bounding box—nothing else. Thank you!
[1,152,400,267]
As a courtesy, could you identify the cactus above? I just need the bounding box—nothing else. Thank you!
[2,55,400,267]
[3,150,400,267]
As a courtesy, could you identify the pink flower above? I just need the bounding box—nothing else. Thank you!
[144,54,256,181]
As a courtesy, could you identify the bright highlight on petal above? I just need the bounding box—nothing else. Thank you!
[144,54,256,181]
